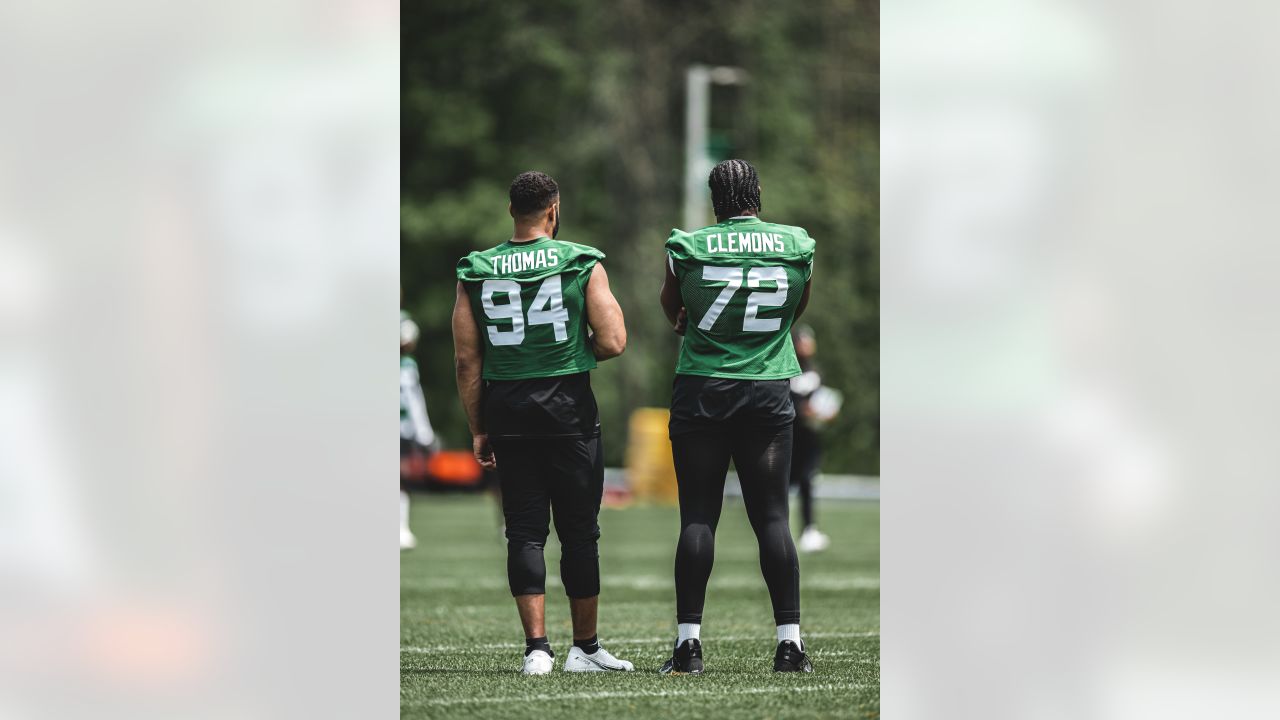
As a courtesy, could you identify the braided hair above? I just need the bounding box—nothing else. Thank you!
[708,159,762,220]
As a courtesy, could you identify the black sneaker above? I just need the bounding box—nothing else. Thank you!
[773,640,813,672]
[659,638,704,674]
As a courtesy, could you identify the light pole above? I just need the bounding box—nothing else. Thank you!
[683,65,748,231]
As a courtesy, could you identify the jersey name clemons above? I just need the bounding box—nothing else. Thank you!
[704,232,787,254]
[492,247,560,275]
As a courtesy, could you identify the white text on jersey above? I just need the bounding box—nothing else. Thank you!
[493,247,560,275]
[705,232,786,254]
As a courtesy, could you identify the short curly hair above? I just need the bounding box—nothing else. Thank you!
[509,171,560,216]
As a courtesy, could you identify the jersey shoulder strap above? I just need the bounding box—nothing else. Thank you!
[553,240,606,275]
[762,221,816,262]
[664,227,698,262]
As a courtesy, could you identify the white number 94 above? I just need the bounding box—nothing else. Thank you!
[481,276,569,346]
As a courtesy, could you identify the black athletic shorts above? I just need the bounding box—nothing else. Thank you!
[485,372,605,598]
[668,374,796,437]
[484,372,601,440]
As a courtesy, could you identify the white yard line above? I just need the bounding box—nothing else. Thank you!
[408,682,872,707]
[401,630,878,654]
[810,650,879,663]
[406,574,879,591]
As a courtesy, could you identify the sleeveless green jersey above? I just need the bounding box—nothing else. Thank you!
[666,216,815,379]
[456,237,604,381]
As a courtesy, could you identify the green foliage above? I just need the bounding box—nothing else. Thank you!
[403,0,879,472]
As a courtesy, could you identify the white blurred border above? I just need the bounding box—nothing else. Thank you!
[884,1,1280,718]
[0,1,398,717]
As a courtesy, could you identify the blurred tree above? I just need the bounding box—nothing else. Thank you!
[402,0,878,473]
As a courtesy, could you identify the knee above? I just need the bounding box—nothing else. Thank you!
[749,511,792,542]
[505,523,549,549]
[678,522,716,550]
[558,524,600,557]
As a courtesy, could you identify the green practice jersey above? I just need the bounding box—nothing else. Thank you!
[456,237,604,381]
[666,216,815,379]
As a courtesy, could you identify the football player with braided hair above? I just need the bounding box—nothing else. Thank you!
[658,159,815,674]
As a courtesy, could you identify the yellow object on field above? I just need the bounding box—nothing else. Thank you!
[625,407,678,505]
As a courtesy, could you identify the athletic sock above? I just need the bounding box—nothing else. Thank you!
[525,636,552,657]
[573,635,599,655]
[400,491,410,530]
[677,623,701,646]
[777,624,802,650]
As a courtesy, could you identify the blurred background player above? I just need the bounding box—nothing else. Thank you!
[659,159,815,674]
[452,171,634,675]
[400,311,437,550]
[789,325,842,553]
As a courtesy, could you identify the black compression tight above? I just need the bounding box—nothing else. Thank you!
[492,436,604,599]
[671,425,800,626]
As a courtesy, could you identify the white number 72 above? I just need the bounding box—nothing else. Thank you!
[697,265,788,333]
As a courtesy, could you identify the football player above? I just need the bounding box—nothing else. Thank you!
[452,171,634,675]
[659,159,815,673]
[400,311,436,550]
[790,325,839,553]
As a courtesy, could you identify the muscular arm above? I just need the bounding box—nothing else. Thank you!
[452,282,495,468]
[660,258,687,334]
[584,263,627,360]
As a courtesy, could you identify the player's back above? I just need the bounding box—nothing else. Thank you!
[666,217,815,379]
[456,236,605,438]
[457,237,604,380]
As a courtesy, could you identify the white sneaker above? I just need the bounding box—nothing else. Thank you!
[798,526,830,553]
[400,528,417,550]
[563,645,635,672]
[522,649,554,675]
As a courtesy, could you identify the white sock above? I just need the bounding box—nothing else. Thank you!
[677,623,700,646]
[400,491,410,531]
[777,624,802,650]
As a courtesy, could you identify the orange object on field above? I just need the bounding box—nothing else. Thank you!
[427,450,483,486]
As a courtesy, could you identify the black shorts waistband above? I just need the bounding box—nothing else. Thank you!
[669,375,795,437]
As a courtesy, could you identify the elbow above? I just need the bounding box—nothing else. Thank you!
[597,332,626,360]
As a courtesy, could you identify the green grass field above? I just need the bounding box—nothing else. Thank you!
[401,492,879,719]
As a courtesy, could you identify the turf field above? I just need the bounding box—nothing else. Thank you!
[401,492,879,719]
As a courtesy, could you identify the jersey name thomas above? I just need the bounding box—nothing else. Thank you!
[491,247,561,275]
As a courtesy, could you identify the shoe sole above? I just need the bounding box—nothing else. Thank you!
[564,662,632,672]
[564,654,633,673]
